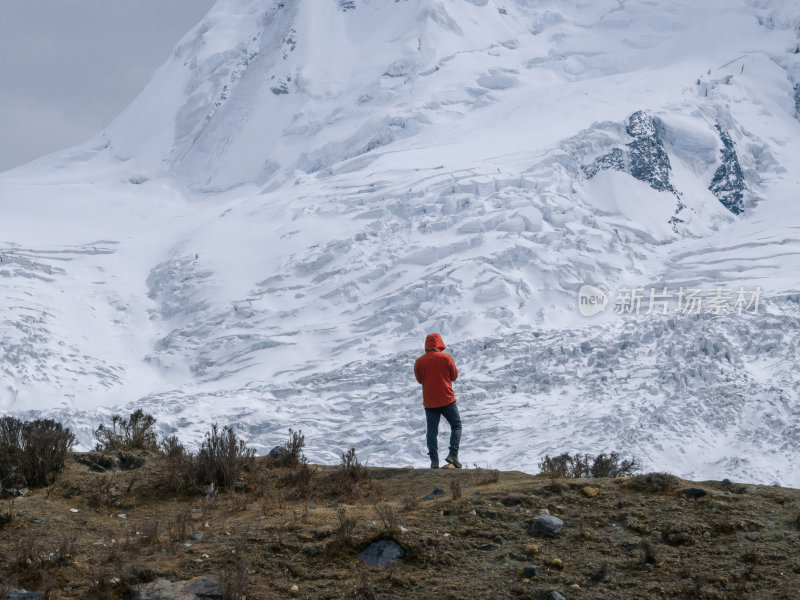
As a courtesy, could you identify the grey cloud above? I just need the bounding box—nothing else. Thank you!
[0,0,215,171]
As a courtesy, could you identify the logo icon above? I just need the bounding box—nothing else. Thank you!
[578,285,608,317]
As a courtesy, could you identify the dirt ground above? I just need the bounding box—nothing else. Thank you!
[1,452,800,599]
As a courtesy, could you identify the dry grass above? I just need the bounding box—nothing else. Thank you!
[400,494,420,512]
[374,502,400,533]
[1,451,798,600]
[329,448,371,501]
[472,466,500,485]
[449,478,462,500]
[0,500,14,529]
[333,506,357,549]
[627,472,681,493]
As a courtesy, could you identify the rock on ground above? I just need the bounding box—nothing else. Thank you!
[127,576,222,600]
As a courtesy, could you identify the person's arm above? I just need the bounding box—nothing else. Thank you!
[449,355,458,381]
[414,359,423,384]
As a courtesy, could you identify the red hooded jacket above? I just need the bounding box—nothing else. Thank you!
[414,333,458,408]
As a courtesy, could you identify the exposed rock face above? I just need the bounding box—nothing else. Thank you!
[583,110,677,195]
[624,111,677,193]
[709,125,746,214]
[794,83,800,120]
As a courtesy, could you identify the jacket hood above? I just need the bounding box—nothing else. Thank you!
[425,333,446,351]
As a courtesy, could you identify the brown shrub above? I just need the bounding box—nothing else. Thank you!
[196,424,255,492]
[159,435,200,496]
[0,500,13,529]
[472,467,500,485]
[334,506,357,548]
[399,495,420,512]
[449,479,462,500]
[167,510,192,543]
[331,448,370,501]
[95,409,158,451]
[641,540,658,564]
[0,416,75,489]
[282,462,317,501]
[222,536,250,600]
[538,452,639,480]
[628,472,680,494]
[268,428,307,468]
[375,503,400,534]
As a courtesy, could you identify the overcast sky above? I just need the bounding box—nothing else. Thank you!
[0,0,215,172]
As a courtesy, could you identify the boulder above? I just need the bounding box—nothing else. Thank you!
[268,446,289,460]
[127,576,222,600]
[530,515,564,535]
[358,540,405,568]
[3,591,45,600]
[682,488,708,500]
[522,565,541,577]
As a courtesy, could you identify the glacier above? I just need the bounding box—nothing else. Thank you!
[1,0,800,486]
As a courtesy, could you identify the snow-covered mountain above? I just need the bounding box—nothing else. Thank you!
[2,0,800,485]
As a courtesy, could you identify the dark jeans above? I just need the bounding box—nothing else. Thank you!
[425,402,462,462]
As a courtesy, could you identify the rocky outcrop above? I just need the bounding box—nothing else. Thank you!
[708,125,746,214]
[625,111,677,193]
[583,111,678,194]
[794,83,800,120]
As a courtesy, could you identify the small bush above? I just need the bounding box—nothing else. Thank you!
[628,472,680,494]
[538,452,639,480]
[399,495,420,512]
[538,453,574,479]
[139,520,161,546]
[269,428,306,468]
[0,500,13,529]
[590,452,640,478]
[282,462,317,501]
[87,475,117,508]
[641,540,658,564]
[375,503,399,533]
[95,409,158,451]
[159,435,199,496]
[14,532,45,569]
[0,416,75,489]
[53,533,77,565]
[167,510,191,543]
[367,480,387,503]
[449,479,462,500]
[334,506,357,548]
[222,537,250,600]
[472,466,500,485]
[196,424,255,492]
[331,448,370,501]
[340,448,369,480]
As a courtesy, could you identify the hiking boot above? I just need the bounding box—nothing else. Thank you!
[430,460,439,469]
[445,454,461,469]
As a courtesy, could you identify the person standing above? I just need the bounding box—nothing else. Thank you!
[414,333,462,469]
